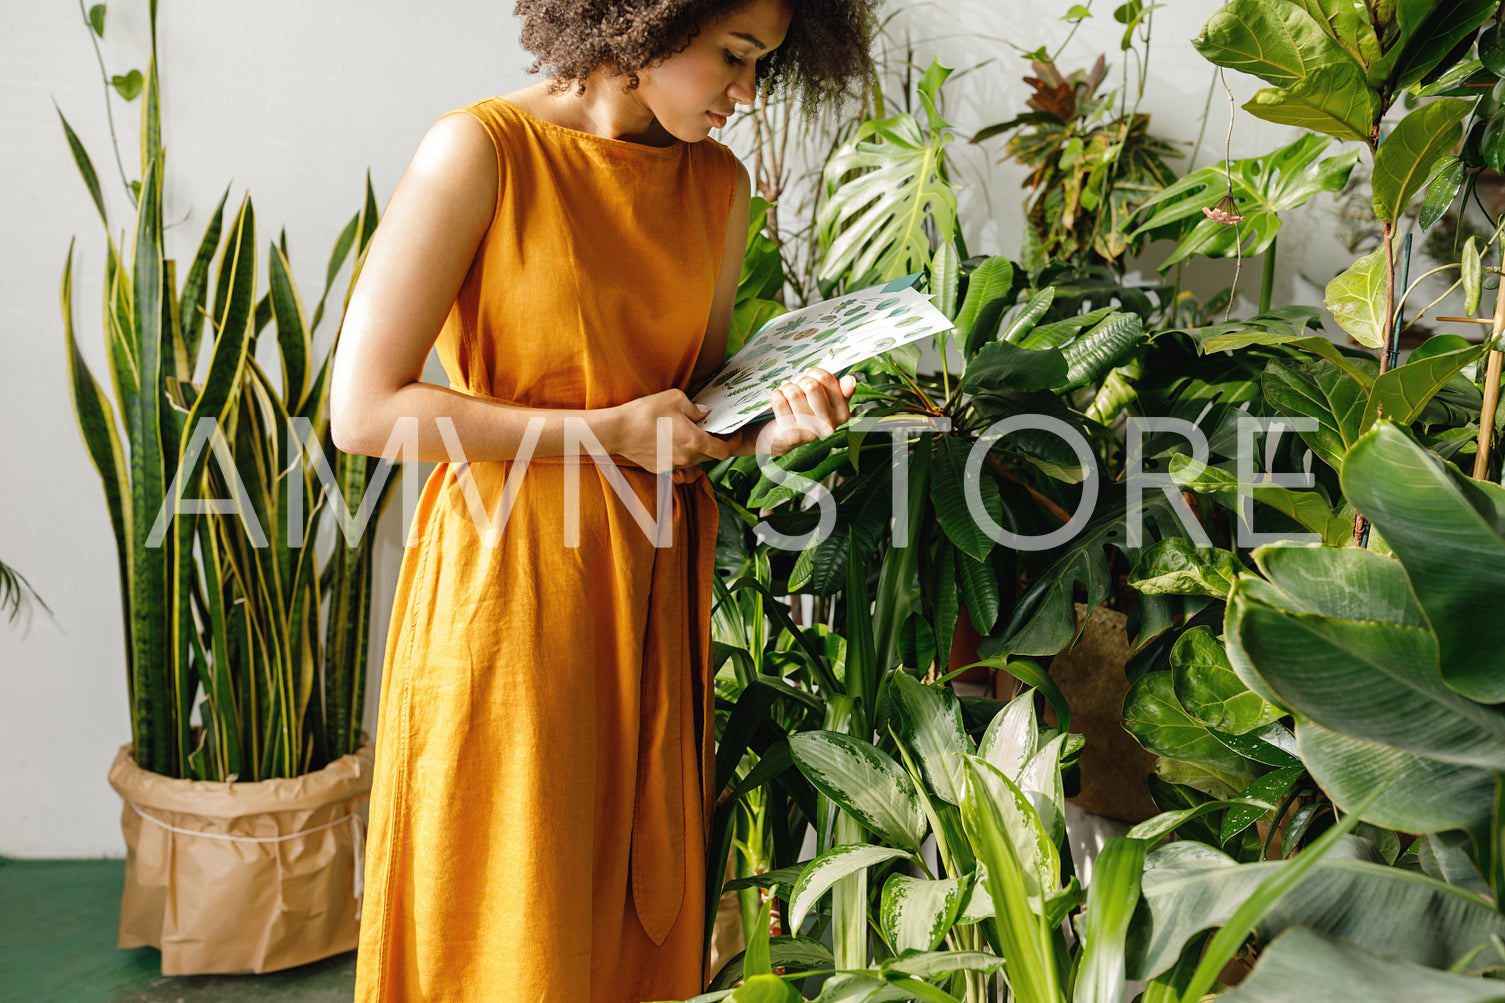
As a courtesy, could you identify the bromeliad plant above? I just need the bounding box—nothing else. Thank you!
[60,3,393,781]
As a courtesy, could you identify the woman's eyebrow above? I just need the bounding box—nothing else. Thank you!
[729,31,768,50]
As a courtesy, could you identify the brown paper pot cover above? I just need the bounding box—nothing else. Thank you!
[107,737,374,975]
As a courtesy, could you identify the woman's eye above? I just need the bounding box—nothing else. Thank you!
[723,50,746,67]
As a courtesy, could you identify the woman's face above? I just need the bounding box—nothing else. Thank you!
[634,0,792,142]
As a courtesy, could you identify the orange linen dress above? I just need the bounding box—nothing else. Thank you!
[354,97,739,1003]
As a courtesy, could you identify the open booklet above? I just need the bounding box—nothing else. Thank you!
[692,275,954,434]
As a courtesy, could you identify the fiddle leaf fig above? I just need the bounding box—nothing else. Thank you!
[1170,625,1283,736]
[1323,248,1389,349]
[1261,359,1371,471]
[1194,0,1358,89]
[1372,99,1471,223]
[1288,0,1381,67]
[1242,62,1378,143]
[1128,538,1242,600]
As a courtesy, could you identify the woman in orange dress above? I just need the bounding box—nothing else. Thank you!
[330,1,874,999]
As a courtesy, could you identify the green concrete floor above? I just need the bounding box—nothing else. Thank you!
[0,858,355,1002]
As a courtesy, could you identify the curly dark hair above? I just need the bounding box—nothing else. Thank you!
[515,0,877,111]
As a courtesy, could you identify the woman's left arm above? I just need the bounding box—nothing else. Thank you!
[694,159,853,457]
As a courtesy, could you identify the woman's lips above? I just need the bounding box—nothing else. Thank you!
[708,111,728,128]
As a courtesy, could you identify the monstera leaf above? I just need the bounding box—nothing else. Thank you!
[1131,133,1358,268]
[817,60,958,286]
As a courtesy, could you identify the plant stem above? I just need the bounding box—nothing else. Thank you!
[77,0,134,205]
[1260,237,1277,314]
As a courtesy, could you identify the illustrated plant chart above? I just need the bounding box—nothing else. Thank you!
[694,280,951,434]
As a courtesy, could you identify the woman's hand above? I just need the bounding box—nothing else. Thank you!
[752,367,858,457]
[606,389,736,472]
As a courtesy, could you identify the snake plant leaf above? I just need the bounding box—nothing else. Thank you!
[1127,537,1241,600]
[268,243,310,411]
[1373,99,1472,223]
[57,109,108,228]
[789,732,927,851]
[178,188,228,369]
[1227,577,1505,771]
[1169,625,1282,735]
[709,936,835,992]
[1342,422,1505,702]
[1261,358,1369,469]
[1218,927,1505,1003]
[787,843,911,932]
[1323,248,1389,349]
[1127,841,1505,981]
[879,873,970,953]
[891,671,972,805]
[1123,672,1262,785]
[1295,720,1496,833]
[817,110,957,287]
[954,256,1015,356]
[1132,134,1358,268]
[1071,837,1148,1003]
[1193,0,1357,89]
[1363,341,1487,435]
[1056,312,1142,393]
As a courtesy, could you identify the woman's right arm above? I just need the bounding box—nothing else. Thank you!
[329,113,732,472]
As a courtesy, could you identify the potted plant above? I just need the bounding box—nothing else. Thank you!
[60,3,394,974]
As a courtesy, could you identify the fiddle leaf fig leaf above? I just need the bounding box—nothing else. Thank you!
[1372,99,1471,223]
[1261,359,1370,471]
[1324,248,1389,348]
[1123,672,1262,782]
[1128,538,1242,600]
[1288,0,1381,66]
[1241,63,1378,144]
[1194,0,1359,89]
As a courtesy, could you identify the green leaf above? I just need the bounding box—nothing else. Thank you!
[1372,100,1472,223]
[1462,235,1482,315]
[744,896,774,977]
[1123,673,1262,783]
[1072,838,1148,1003]
[1168,455,1352,547]
[1241,63,1379,143]
[1063,3,1091,19]
[1385,0,1496,92]
[880,873,969,952]
[1418,157,1467,230]
[1193,0,1362,89]
[1056,312,1143,392]
[1000,287,1056,345]
[1128,538,1242,600]
[959,340,1068,394]
[977,686,1041,782]
[1216,927,1505,1003]
[1170,626,1282,735]
[932,435,1000,563]
[881,950,1006,979]
[728,975,800,1003]
[789,731,928,850]
[787,843,911,932]
[1363,341,1487,431]
[1218,766,1302,843]
[955,256,1015,356]
[891,671,972,806]
[1324,248,1389,348]
[88,3,106,36]
[1342,422,1505,701]
[57,108,108,228]
[1287,0,1381,66]
[710,936,835,992]
[111,69,143,102]
[1261,358,1370,470]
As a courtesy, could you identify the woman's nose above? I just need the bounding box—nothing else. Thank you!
[729,63,757,105]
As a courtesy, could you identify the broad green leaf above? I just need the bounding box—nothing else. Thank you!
[1385,0,1496,92]
[818,109,957,286]
[1261,358,1369,470]
[1168,455,1352,547]
[1170,625,1282,735]
[880,873,969,953]
[1297,720,1497,833]
[1373,100,1471,223]
[1241,63,1378,143]
[1324,248,1389,348]
[963,755,1060,907]
[1193,0,1361,89]
[1126,796,1278,844]
[880,950,1006,979]
[1227,579,1505,770]
[1123,673,1262,783]
[1363,342,1487,431]
[789,731,927,850]
[1249,543,1426,627]
[1218,766,1302,843]
[1127,842,1505,981]
[1017,733,1068,845]
[1057,312,1143,392]
[977,686,1040,782]
[709,936,836,992]
[1127,538,1241,600]
[930,239,958,322]
[955,256,1015,356]
[891,671,972,805]
[111,69,143,102]
[1072,838,1148,1003]
[1342,422,1505,701]
[1000,287,1056,344]
[1462,236,1482,316]
[1287,0,1381,65]
[745,896,773,977]
[1217,927,1505,1003]
[959,340,1067,394]
[787,844,911,934]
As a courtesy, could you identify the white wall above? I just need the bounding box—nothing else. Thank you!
[2,0,1344,857]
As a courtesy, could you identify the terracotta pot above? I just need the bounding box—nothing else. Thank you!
[107,737,373,975]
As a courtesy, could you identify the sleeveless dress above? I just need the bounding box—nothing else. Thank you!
[353,97,740,1003]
